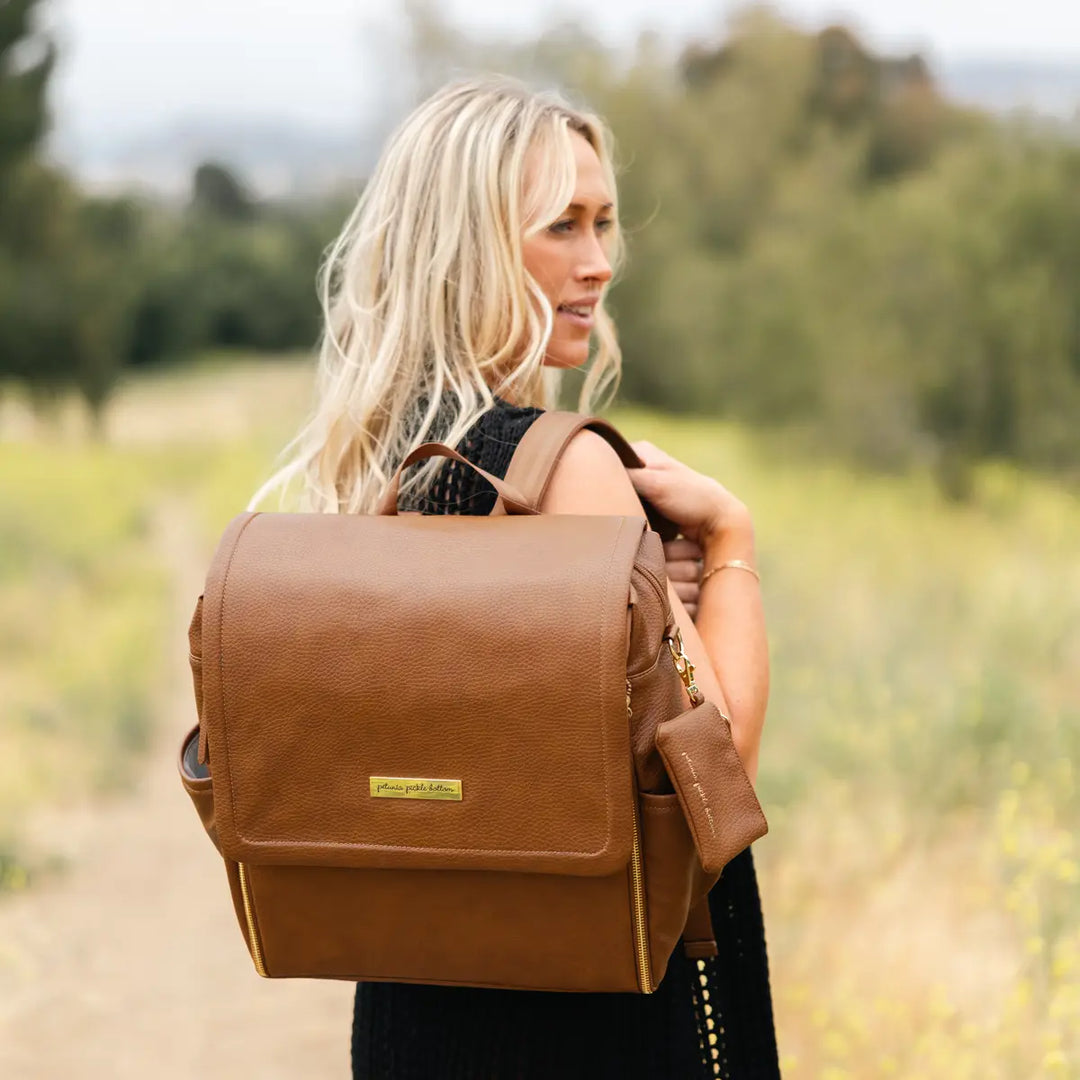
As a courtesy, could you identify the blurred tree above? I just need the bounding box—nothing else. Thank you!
[810,26,878,128]
[0,0,54,179]
[0,1,66,410]
[0,3,139,431]
[190,161,258,222]
[124,186,332,366]
[6,0,1078,480]
[0,161,143,430]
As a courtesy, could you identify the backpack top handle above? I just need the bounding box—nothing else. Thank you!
[377,409,679,540]
[376,441,536,517]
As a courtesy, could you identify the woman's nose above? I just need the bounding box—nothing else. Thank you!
[576,232,613,284]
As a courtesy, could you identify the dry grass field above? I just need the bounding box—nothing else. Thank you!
[1,355,1076,1077]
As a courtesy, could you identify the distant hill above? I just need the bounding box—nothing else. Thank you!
[49,115,384,200]
[939,57,1080,119]
[48,57,1080,198]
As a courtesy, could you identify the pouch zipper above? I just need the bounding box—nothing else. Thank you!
[236,861,268,977]
[626,678,654,993]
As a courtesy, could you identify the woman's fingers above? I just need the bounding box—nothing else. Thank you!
[666,559,700,583]
[671,577,700,603]
[664,535,703,622]
[660,532,703,622]
[664,537,703,563]
[627,439,739,546]
[664,538,700,555]
[664,539,704,593]
[629,439,666,465]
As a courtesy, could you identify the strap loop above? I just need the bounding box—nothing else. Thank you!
[682,895,718,959]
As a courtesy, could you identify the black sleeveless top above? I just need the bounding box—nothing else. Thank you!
[351,397,781,1079]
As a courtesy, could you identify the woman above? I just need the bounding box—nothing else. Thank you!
[252,74,779,1079]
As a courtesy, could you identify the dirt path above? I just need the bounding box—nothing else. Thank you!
[0,499,353,1079]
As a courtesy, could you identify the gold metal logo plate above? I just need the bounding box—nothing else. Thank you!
[369,777,462,801]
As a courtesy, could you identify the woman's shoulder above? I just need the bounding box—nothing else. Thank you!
[539,423,645,517]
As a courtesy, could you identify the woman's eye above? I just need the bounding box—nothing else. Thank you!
[549,217,614,235]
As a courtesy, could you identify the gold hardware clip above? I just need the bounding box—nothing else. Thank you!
[666,628,704,705]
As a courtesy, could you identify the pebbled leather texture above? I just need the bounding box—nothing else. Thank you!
[178,410,766,992]
[656,700,769,875]
[200,510,640,875]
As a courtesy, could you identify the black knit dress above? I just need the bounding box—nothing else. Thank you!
[351,396,781,1080]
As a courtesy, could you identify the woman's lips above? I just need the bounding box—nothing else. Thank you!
[557,304,595,329]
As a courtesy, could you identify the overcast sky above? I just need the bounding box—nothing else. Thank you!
[46,0,1080,154]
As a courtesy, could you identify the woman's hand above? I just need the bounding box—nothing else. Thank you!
[627,440,751,547]
[664,537,704,621]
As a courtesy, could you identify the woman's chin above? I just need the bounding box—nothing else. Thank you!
[543,345,591,370]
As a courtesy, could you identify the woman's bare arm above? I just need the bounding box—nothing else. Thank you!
[539,430,767,783]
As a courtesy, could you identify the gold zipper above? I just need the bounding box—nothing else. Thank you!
[626,677,653,994]
[236,861,268,977]
[625,625,707,993]
[634,563,670,611]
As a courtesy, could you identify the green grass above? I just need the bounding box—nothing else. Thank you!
[0,441,168,885]
[1,359,1077,1075]
[613,406,1080,1078]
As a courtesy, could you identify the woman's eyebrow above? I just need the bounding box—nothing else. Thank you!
[567,201,614,211]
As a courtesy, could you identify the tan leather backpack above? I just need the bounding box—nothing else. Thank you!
[178,411,766,993]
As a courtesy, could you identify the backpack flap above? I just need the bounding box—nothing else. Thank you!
[197,509,645,878]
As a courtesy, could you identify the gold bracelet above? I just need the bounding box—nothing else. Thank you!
[700,559,760,586]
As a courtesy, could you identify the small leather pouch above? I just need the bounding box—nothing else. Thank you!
[655,700,767,875]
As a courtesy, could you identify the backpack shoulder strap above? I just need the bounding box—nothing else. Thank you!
[503,410,641,511]
[503,410,679,540]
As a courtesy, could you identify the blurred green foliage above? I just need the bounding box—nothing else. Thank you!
[6,354,1075,1072]
[615,403,1080,1076]
[590,10,1080,494]
[0,0,52,172]
[403,2,1080,492]
[124,188,343,366]
[0,439,167,884]
[0,2,339,419]
[2,3,1079,497]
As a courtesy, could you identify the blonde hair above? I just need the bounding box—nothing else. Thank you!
[249,73,625,515]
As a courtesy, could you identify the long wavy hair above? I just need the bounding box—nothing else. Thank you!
[248,74,625,515]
